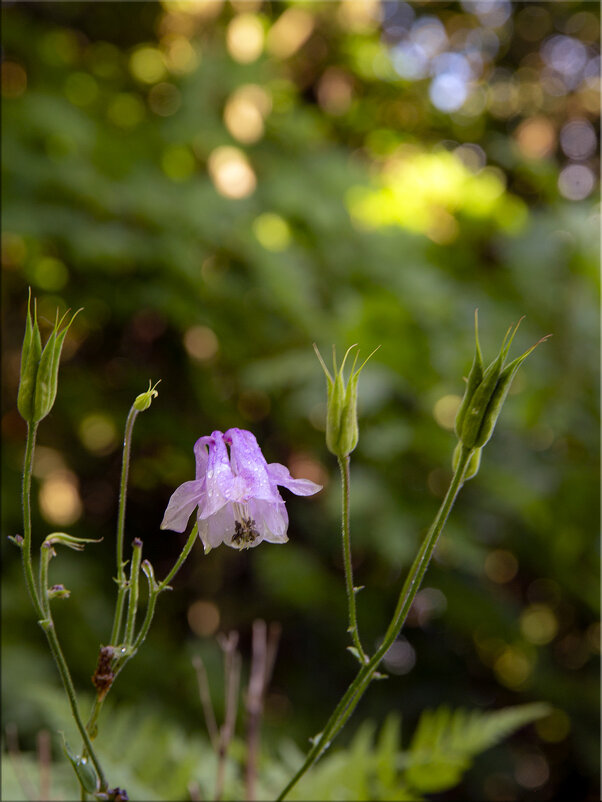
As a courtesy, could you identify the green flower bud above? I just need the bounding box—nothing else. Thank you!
[133,379,161,411]
[314,343,379,458]
[43,532,103,551]
[454,309,483,439]
[457,316,550,450]
[17,291,81,424]
[17,289,42,422]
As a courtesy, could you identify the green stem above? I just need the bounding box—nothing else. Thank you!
[21,423,42,611]
[109,404,139,647]
[20,422,107,792]
[124,539,143,646]
[277,446,473,801]
[337,455,367,663]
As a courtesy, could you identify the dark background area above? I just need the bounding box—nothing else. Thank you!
[1,1,599,800]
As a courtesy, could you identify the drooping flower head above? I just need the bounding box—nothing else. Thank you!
[161,428,322,552]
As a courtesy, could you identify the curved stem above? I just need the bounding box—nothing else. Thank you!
[109,405,139,647]
[277,446,473,801]
[338,455,367,663]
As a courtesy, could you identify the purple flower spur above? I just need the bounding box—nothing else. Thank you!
[161,428,322,552]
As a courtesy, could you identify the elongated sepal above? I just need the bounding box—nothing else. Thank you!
[33,307,81,423]
[17,289,42,422]
[43,532,103,551]
[457,317,550,450]
[314,342,380,458]
[134,379,161,412]
[60,732,98,794]
[454,309,483,438]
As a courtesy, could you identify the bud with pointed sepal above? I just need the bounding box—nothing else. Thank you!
[314,343,379,459]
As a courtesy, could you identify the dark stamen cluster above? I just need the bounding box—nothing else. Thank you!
[232,517,259,548]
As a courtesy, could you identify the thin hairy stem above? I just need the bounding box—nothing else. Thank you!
[338,455,367,663]
[110,404,139,647]
[277,446,473,800]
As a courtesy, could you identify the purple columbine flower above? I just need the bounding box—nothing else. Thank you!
[161,428,322,552]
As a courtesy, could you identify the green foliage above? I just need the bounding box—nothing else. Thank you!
[403,703,550,794]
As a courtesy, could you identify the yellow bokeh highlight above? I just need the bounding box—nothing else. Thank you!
[226,14,264,64]
[207,146,256,199]
[64,72,99,107]
[78,414,118,455]
[494,645,533,688]
[224,84,271,144]
[346,148,527,241]
[433,394,462,430]
[161,35,200,74]
[129,46,167,84]
[253,213,291,251]
[39,471,83,527]
[107,93,146,128]
[520,604,558,645]
[30,256,68,292]
[162,145,196,181]
[266,8,314,60]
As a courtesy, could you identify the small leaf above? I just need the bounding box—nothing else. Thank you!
[60,732,98,793]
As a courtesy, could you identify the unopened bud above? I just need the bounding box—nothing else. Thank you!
[133,380,160,412]
[456,316,550,450]
[314,343,379,459]
[17,290,81,424]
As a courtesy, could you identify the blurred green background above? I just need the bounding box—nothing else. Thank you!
[1,1,599,800]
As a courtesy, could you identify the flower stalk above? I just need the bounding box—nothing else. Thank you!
[277,446,473,800]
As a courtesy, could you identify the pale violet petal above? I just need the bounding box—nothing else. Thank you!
[194,436,211,480]
[266,462,322,496]
[201,431,237,518]
[248,498,289,542]
[161,480,204,532]
[224,428,280,503]
[203,504,237,550]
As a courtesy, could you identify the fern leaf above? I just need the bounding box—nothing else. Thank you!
[404,702,550,794]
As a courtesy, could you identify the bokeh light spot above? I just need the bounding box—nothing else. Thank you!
[207,146,256,199]
[253,213,291,251]
[226,13,264,63]
[514,754,550,790]
[560,119,597,160]
[183,325,219,361]
[107,93,146,128]
[30,256,69,291]
[494,645,533,688]
[161,144,195,181]
[515,117,556,160]
[223,84,271,144]
[78,414,118,455]
[267,8,315,60]
[558,164,595,201]
[433,394,462,430]
[383,637,416,675]
[148,82,181,116]
[520,604,558,645]
[63,72,99,107]
[484,549,518,584]
[39,471,83,526]
[187,600,220,637]
[130,46,167,84]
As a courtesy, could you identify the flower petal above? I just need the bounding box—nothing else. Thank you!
[248,498,289,543]
[266,462,322,496]
[224,428,281,502]
[198,504,237,552]
[194,436,211,480]
[200,431,238,518]
[161,479,205,532]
